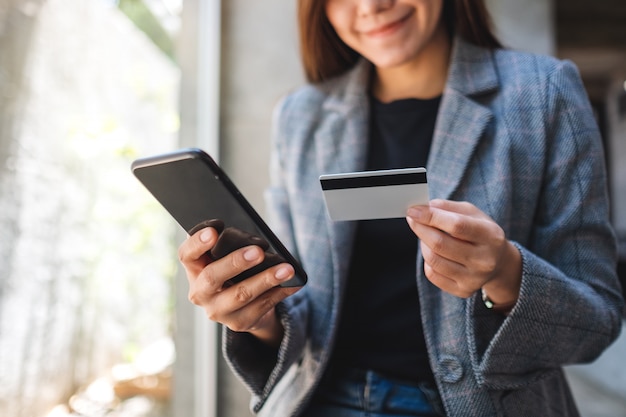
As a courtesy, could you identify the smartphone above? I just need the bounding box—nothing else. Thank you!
[320,167,428,221]
[131,148,307,287]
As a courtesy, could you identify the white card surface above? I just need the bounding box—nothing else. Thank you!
[319,167,428,221]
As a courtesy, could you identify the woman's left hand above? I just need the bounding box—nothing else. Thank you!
[406,199,522,306]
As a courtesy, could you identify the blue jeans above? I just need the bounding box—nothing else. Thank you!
[302,368,445,417]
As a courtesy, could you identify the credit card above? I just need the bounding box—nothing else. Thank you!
[319,167,428,221]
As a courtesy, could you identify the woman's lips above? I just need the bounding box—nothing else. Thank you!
[363,10,413,37]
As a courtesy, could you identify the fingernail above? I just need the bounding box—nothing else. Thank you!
[407,206,425,220]
[243,247,260,261]
[200,229,213,242]
[275,265,293,281]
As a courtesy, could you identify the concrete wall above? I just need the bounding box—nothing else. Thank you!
[607,77,626,234]
[485,0,555,55]
[215,2,304,416]
[220,0,304,211]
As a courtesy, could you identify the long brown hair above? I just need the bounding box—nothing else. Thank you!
[297,0,501,83]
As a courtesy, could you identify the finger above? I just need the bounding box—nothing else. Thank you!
[225,263,296,310]
[422,257,477,299]
[422,258,464,297]
[204,264,301,331]
[224,286,300,333]
[420,238,466,278]
[422,243,481,298]
[178,226,221,274]
[204,267,300,332]
[194,245,266,293]
[245,286,300,331]
[409,219,475,264]
[407,204,486,242]
[428,199,488,218]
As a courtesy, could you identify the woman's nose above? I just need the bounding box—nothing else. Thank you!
[357,0,394,16]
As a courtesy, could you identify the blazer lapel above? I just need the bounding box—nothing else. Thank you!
[427,39,499,200]
[418,40,501,365]
[314,61,371,295]
[315,60,371,177]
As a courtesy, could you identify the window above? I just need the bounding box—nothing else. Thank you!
[0,1,182,415]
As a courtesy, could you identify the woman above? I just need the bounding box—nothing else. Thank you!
[178,0,624,416]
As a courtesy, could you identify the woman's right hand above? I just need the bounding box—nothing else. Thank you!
[178,225,301,347]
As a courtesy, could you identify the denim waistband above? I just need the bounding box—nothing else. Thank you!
[307,367,445,417]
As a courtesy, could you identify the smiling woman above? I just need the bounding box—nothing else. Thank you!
[325,0,449,101]
[175,0,624,416]
[324,0,445,66]
[297,0,499,83]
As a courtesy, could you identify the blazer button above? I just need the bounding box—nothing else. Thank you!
[438,355,464,383]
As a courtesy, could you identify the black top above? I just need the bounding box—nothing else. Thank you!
[331,95,441,383]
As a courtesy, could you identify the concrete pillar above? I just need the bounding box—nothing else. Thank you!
[607,78,626,234]
[485,0,556,55]
[175,1,221,417]
[175,0,303,414]
[212,2,304,417]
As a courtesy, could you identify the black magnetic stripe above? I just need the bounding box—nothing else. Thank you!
[320,171,427,190]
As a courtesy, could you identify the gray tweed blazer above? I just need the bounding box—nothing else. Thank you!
[224,38,624,417]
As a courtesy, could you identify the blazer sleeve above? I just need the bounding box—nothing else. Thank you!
[222,94,310,410]
[470,60,624,389]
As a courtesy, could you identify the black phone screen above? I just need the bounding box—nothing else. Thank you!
[131,148,307,287]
